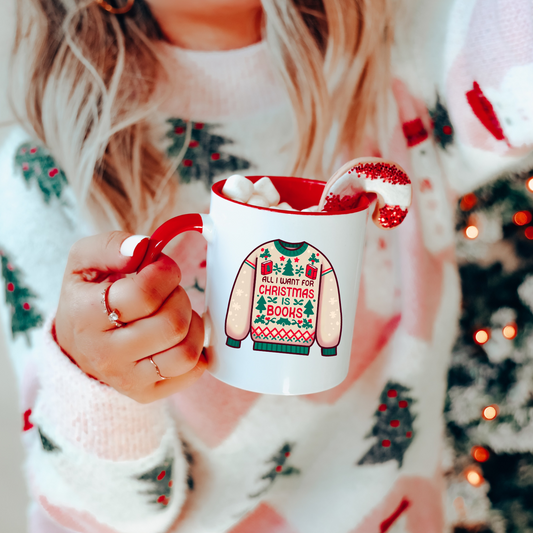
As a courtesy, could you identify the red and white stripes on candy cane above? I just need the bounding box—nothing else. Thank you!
[319,158,412,229]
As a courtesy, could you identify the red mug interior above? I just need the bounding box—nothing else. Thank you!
[212,175,374,214]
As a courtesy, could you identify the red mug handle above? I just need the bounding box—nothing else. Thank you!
[137,213,205,272]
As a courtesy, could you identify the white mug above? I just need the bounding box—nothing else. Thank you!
[140,176,373,395]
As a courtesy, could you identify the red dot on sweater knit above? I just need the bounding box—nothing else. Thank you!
[175,126,185,135]
[7,283,14,292]
[157,470,166,481]
[443,125,452,135]
[399,400,408,408]
[382,439,391,448]
[276,465,283,472]
[48,168,59,178]
[23,303,31,310]
[378,404,387,412]
[30,147,37,154]
[211,153,220,161]
[390,420,400,428]
[189,140,199,148]
[387,389,397,398]
[183,159,193,167]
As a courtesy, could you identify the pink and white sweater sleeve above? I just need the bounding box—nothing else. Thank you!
[27,318,188,533]
[445,0,533,156]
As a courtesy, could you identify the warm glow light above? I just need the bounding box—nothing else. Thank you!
[460,193,477,211]
[471,446,490,462]
[465,225,479,239]
[527,177,533,192]
[474,329,489,344]
[482,405,498,421]
[502,324,517,340]
[525,227,533,240]
[465,468,484,487]
[513,211,532,226]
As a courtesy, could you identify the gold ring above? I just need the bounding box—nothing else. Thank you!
[95,0,135,15]
[150,356,171,381]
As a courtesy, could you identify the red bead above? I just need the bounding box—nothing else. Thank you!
[382,439,391,447]
[285,452,290,457]
[195,123,204,129]
[399,400,408,408]
[390,420,400,428]
[378,403,387,412]
[23,303,30,310]
[406,431,412,438]
[276,465,282,472]
[7,282,14,292]
[189,140,199,148]
[183,159,193,167]
[387,389,397,398]
[174,126,185,135]
[157,470,166,481]
[443,125,452,135]
[211,153,220,161]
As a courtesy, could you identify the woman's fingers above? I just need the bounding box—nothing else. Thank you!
[104,253,182,325]
[67,231,150,281]
[108,286,193,362]
[136,353,208,404]
[135,311,205,381]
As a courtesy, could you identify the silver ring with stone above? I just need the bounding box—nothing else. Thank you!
[101,284,126,328]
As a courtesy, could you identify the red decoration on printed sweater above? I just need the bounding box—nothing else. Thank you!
[466,81,506,141]
[23,409,34,431]
[402,118,429,147]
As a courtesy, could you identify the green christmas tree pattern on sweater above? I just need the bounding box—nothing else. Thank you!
[358,381,416,468]
[166,118,251,188]
[14,142,69,203]
[0,249,43,341]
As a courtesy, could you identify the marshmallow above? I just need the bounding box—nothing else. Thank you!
[222,174,254,203]
[247,194,270,208]
[253,177,281,207]
[273,202,294,211]
[302,205,319,212]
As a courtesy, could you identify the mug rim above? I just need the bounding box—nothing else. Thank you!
[212,175,373,216]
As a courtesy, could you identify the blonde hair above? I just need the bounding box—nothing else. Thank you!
[11,0,393,234]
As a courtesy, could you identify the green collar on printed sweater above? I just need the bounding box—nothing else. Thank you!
[274,240,308,257]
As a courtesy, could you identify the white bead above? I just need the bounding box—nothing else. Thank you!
[253,177,281,206]
[302,205,319,212]
[247,194,270,208]
[222,174,254,203]
[273,202,295,211]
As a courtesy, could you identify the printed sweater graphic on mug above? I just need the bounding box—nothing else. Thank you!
[225,240,342,355]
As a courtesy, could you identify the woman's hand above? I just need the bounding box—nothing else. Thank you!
[55,231,206,403]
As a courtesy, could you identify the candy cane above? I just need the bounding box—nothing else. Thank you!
[318,157,412,229]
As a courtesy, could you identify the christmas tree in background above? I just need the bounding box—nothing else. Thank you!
[166,118,251,188]
[358,381,415,468]
[445,166,533,533]
[0,250,43,342]
[250,442,300,498]
[14,142,69,203]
